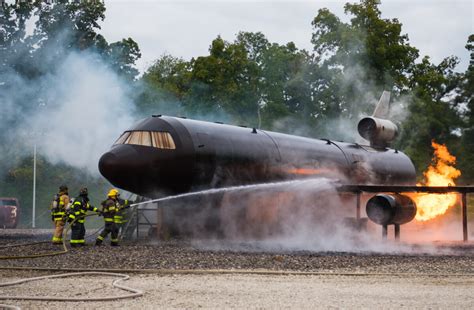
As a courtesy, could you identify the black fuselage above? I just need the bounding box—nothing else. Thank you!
[98,116,416,198]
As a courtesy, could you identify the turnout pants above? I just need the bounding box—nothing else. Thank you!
[70,222,86,246]
[96,223,119,245]
[52,220,65,244]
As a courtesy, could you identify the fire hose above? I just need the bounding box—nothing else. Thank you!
[0,213,144,308]
[0,213,100,259]
[0,304,19,310]
[0,272,143,301]
[0,223,104,251]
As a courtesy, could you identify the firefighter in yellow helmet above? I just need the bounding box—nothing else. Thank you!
[96,189,129,246]
[51,185,70,244]
[67,187,98,247]
[114,191,130,236]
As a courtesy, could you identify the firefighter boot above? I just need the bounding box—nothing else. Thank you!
[95,239,103,246]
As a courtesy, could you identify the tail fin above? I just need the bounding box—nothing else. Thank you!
[358,91,398,148]
[372,91,391,118]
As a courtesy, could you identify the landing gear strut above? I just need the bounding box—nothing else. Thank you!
[382,224,400,240]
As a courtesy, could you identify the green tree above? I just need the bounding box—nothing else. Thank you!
[4,156,110,228]
[0,0,142,227]
[456,35,474,183]
[185,36,261,124]
[108,38,141,79]
[310,0,467,175]
[140,32,313,129]
[461,35,474,129]
[235,32,313,130]
[311,0,419,120]
[397,56,463,173]
[137,54,190,117]
[33,0,139,79]
[137,0,468,181]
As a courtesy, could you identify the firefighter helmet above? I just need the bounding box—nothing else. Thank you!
[79,187,88,196]
[59,185,68,193]
[107,189,119,197]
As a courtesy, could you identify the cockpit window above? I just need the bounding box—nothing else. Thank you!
[151,132,176,149]
[126,131,152,147]
[114,131,176,149]
[114,132,131,145]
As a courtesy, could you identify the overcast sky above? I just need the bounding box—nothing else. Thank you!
[100,0,473,73]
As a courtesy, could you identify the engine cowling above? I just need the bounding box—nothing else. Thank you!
[358,117,398,148]
[366,194,417,225]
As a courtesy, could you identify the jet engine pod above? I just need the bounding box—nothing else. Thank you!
[366,194,417,225]
[358,117,398,148]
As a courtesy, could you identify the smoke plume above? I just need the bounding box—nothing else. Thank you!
[144,178,453,254]
[25,52,136,174]
[1,49,136,175]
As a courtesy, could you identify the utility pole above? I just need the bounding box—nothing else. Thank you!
[32,143,36,228]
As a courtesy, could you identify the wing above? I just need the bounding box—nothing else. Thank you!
[337,184,474,194]
[336,184,472,240]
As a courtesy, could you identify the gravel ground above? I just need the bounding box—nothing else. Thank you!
[1,229,473,274]
[0,270,473,309]
[1,229,473,309]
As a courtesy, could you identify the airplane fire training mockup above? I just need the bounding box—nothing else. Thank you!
[98,92,473,236]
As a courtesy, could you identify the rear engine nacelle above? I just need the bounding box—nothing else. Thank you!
[358,117,398,148]
[366,194,416,226]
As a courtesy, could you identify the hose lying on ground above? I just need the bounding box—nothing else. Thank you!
[0,304,20,310]
[0,213,101,260]
[0,225,104,250]
[0,240,50,250]
[0,272,143,302]
[0,217,144,308]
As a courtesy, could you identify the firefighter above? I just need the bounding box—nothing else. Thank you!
[51,185,70,244]
[114,191,130,237]
[67,187,98,247]
[96,189,129,246]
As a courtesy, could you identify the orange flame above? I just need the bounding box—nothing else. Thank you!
[414,141,461,221]
[285,168,325,175]
[284,168,339,176]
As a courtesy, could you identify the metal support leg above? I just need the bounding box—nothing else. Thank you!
[382,225,388,239]
[356,192,361,220]
[462,193,468,242]
[156,206,163,240]
[136,206,139,239]
[394,224,400,241]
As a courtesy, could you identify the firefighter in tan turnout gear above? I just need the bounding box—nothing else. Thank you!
[51,185,70,244]
[96,189,130,246]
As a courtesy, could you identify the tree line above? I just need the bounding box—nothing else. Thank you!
[0,0,472,227]
[138,1,473,182]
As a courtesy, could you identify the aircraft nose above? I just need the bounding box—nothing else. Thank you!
[98,145,141,187]
[98,143,195,197]
[98,151,119,179]
[98,151,128,187]
[99,146,152,196]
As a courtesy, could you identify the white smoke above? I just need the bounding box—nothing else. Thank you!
[145,178,453,254]
[212,178,398,253]
[390,93,412,124]
[17,52,136,175]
